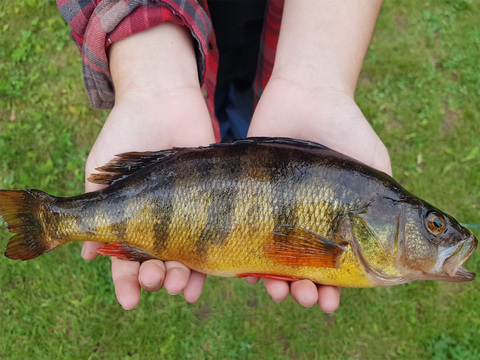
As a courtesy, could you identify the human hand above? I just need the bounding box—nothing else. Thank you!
[83,94,214,310]
[82,23,215,309]
[246,77,392,312]
[244,0,387,312]
[249,78,392,175]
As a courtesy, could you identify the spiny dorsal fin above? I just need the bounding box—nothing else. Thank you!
[88,138,331,186]
[264,225,346,268]
[88,149,179,186]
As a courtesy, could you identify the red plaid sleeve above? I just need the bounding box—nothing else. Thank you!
[57,0,212,109]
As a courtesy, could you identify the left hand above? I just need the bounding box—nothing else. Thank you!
[246,76,392,312]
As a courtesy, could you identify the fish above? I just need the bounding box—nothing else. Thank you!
[0,137,477,287]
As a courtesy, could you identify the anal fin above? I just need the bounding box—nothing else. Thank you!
[97,243,158,262]
[236,273,301,282]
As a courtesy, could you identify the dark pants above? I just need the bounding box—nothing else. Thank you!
[208,0,267,140]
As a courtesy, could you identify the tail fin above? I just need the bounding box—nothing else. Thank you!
[0,189,53,260]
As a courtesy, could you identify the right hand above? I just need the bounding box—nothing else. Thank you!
[82,23,215,310]
[83,89,215,310]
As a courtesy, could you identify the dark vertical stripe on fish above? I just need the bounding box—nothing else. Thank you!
[152,174,176,253]
[270,149,298,231]
[195,155,214,177]
[102,195,129,240]
[195,146,245,254]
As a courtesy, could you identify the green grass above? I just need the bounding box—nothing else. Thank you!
[1,1,479,359]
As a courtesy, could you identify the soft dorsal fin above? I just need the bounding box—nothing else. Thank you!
[88,149,179,186]
[264,225,346,268]
[213,137,331,151]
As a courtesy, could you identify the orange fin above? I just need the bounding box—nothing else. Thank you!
[0,189,56,260]
[236,273,301,282]
[88,149,179,185]
[264,225,346,268]
[97,243,158,262]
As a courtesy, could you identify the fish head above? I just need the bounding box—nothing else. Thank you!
[397,201,477,283]
[350,196,477,285]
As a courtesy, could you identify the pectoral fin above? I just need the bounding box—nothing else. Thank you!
[264,225,346,268]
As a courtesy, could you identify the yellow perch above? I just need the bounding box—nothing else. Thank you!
[0,138,477,287]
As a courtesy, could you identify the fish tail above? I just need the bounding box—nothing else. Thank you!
[0,189,55,260]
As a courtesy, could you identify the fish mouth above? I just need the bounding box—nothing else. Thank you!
[441,235,478,282]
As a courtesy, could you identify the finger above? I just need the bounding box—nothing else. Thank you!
[164,261,191,295]
[183,271,206,303]
[317,285,341,313]
[245,276,260,285]
[138,259,166,292]
[263,279,290,302]
[111,257,141,310]
[81,241,104,260]
[290,280,319,307]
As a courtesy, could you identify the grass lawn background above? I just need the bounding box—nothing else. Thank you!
[0,1,479,359]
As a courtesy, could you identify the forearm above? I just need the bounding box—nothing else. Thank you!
[58,0,212,109]
[273,0,383,95]
[109,23,201,100]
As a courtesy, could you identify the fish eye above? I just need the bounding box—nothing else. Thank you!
[426,212,446,235]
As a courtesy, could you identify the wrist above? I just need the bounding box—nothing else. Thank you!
[249,77,391,175]
[269,68,354,99]
[108,86,214,144]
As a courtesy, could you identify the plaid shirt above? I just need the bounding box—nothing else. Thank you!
[57,0,284,141]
